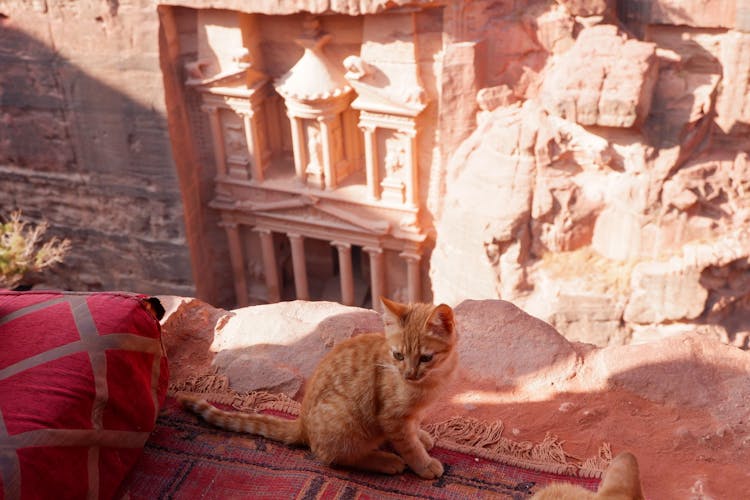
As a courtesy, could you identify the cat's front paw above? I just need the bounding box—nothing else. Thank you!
[377,453,407,475]
[413,457,444,479]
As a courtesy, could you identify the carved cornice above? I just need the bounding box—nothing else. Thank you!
[200,82,271,113]
[315,203,390,235]
[357,109,420,134]
[186,47,268,91]
[283,96,351,119]
[350,95,426,118]
[186,67,247,88]
[234,196,315,212]
[232,195,390,235]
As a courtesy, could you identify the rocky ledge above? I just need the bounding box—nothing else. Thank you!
[160,296,750,499]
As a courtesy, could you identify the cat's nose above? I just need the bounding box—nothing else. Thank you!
[405,369,420,380]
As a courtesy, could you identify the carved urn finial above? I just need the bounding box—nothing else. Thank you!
[274,18,351,103]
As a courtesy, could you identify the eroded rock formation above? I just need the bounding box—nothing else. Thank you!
[431,1,750,348]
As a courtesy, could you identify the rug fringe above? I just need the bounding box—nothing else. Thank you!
[579,442,613,478]
[170,373,230,394]
[168,377,609,478]
[424,417,592,476]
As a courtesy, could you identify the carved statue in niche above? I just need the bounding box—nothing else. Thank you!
[223,112,248,164]
[304,122,325,187]
[306,124,323,170]
[379,132,409,204]
[384,135,407,178]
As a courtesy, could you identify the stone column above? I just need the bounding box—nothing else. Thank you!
[256,228,281,303]
[242,110,264,182]
[400,251,422,303]
[319,116,335,190]
[364,246,385,311]
[288,115,306,180]
[221,221,249,307]
[405,131,419,208]
[361,125,380,200]
[331,241,354,306]
[203,105,227,177]
[287,233,309,300]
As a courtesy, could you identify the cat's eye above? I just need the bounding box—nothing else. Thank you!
[392,351,404,361]
[419,354,433,363]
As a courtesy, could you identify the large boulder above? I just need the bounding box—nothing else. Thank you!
[430,102,547,304]
[540,25,658,128]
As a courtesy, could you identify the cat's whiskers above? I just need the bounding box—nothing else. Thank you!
[375,362,398,373]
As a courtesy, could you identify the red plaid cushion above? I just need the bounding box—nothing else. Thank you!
[0,291,169,499]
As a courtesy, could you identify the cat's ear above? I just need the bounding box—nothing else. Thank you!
[381,296,408,316]
[427,304,455,339]
[380,296,406,335]
[597,452,644,499]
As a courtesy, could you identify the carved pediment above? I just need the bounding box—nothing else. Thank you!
[345,60,427,118]
[236,196,390,235]
[185,48,269,96]
[186,65,246,88]
[342,11,429,117]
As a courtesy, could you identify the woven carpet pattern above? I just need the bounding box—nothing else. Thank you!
[119,398,600,499]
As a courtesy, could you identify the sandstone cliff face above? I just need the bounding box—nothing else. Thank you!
[431,1,750,348]
[2,0,749,347]
[0,1,198,297]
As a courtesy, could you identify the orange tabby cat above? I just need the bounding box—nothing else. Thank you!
[179,297,458,479]
[531,452,645,500]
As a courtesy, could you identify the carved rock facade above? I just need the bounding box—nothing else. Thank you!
[178,8,436,310]
[2,0,749,349]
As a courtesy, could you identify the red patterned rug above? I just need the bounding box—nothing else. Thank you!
[119,394,605,499]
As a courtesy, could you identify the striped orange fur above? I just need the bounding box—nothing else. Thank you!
[531,452,645,500]
[178,397,303,444]
[179,297,458,479]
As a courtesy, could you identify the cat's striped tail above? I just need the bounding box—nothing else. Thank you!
[178,395,304,445]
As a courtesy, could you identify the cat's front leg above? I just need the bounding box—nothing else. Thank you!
[418,428,435,450]
[384,419,443,479]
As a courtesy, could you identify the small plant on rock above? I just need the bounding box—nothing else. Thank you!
[0,211,71,289]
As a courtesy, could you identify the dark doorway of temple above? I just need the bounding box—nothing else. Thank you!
[280,237,371,308]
